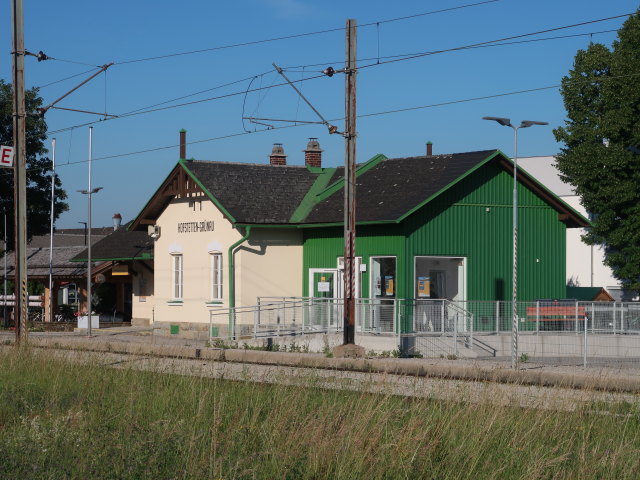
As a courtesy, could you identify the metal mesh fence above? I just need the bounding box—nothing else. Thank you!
[214,298,640,367]
[397,300,474,358]
[460,301,640,367]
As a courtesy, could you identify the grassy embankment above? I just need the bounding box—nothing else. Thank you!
[1,348,639,479]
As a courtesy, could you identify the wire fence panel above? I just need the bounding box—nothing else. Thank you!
[356,299,396,334]
[397,300,474,358]
[212,298,640,367]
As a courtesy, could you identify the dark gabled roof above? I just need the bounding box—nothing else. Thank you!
[71,228,153,262]
[184,161,321,224]
[128,148,589,230]
[305,150,498,223]
[2,246,90,279]
[28,227,111,248]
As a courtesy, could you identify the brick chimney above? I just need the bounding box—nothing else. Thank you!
[269,143,287,165]
[303,138,323,168]
[179,129,186,159]
[426,141,433,156]
[112,213,122,231]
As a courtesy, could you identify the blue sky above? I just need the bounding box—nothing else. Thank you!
[1,0,637,228]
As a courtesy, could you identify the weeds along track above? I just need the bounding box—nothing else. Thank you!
[5,344,639,413]
[4,346,640,480]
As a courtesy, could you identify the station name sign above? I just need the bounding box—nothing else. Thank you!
[177,220,214,233]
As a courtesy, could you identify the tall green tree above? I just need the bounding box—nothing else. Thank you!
[0,79,68,251]
[554,11,640,292]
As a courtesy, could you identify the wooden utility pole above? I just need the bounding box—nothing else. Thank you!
[343,19,357,345]
[12,0,28,343]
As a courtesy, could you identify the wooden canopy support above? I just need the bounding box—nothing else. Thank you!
[131,164,203,230]
[163,167,201,197]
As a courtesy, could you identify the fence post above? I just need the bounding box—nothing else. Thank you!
[536,300,540,334]
[277,304,281,338]
[613,302,617,335]
[621,303,625,333]
[253,306,258,339]
[496,301,500,334]
[209,309,213,344]
[441,301,445,336]
[591,302,595,334]
[396,300,401,352]
[454,311,458,357]
[575,301,579,334]
[583,313,588,368]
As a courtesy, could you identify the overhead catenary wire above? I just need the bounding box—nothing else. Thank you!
[45,56,102,68]
[18,11,634,180]
[241,75,261,133]
[283,28,620,71]
[112,0,500,66]
[48,72,327,134]
[7,69,636,179]
[122,71,272,116]
[46,13,630,135]
[36,67,103,89]
[357,13,633,70]
[29,2,500,94]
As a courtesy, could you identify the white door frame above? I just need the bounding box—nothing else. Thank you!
[308,268,339,298]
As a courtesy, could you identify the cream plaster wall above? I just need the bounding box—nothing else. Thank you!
[154,195,241,324]
[153,195,303,324]
[236,228,303,307]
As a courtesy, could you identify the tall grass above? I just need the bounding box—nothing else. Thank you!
[1,348,639,479]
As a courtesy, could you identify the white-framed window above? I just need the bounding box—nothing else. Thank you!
[370,256,397,299]
[171,253,183,300]
[210,252,223,300]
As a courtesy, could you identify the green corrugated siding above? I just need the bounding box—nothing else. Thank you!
[445,161,549,207]
[404,161,566,301]
[303,225,405,298]
[303,160,566,303]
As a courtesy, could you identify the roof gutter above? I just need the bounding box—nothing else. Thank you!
[228,226,251,339]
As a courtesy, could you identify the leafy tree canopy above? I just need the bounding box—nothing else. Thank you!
[0,79,68,251]
[554,11,640,292]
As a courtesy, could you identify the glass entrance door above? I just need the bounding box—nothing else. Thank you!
[311,270,336,298]
[309,269,340,329]
[369,257,397,332]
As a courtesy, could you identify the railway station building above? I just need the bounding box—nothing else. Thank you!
[76,139,589,332]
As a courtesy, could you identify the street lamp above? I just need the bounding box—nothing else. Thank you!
[77,126,102,336]
[77,186,102,336]
[482,116,548,369]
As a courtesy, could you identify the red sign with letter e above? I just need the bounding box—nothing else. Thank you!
[0,146,14,168]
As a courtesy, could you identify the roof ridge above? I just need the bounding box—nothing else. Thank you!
[385,149,498,162]
[190,159,315,169]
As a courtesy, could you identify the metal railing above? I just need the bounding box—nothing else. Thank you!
[208,298,640,367]
[397,299,474,358]
[448,300,640,335]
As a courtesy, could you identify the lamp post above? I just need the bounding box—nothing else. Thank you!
[48,138,56,323]
[482,116,548,369]
[77,127,102,336]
